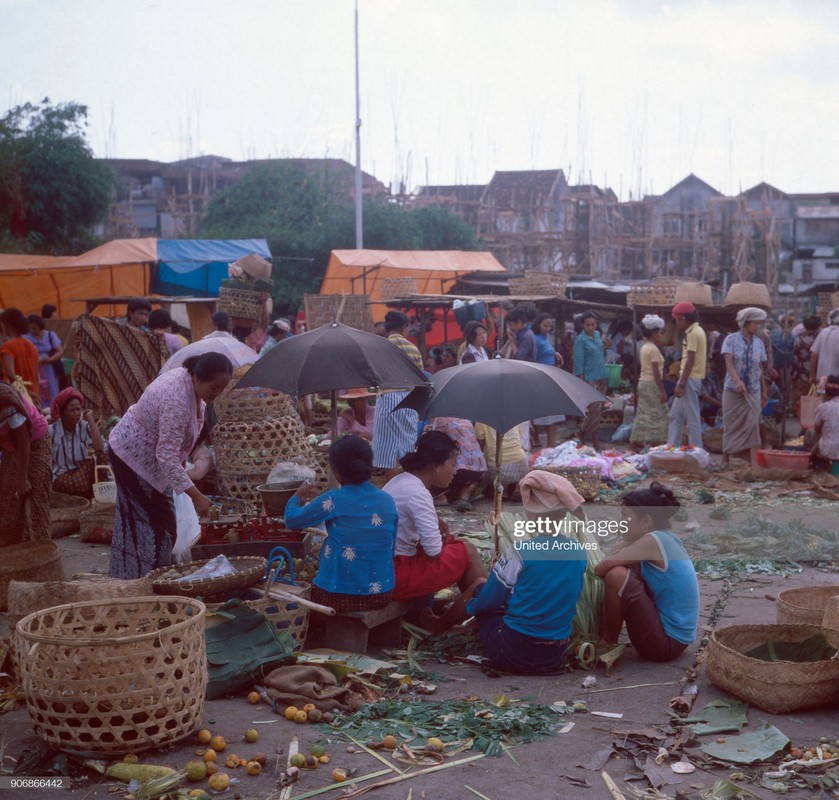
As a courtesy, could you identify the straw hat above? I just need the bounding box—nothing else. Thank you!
[340,387,375,399]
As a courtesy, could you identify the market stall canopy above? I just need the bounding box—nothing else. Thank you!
[0,238,271,319]
[320,249,506,316]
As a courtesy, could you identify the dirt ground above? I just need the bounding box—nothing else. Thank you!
[2,465,839,800]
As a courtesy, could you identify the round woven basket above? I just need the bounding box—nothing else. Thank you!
[7,575,153,631]
[725,282,771,307]
[0,540,64,612]
[215,385,297,423]
[673,281,712,306]
[50,492,90,539]
[706,623,839,714]
[824,597,839,632]
[776,585,839,626]
[15,596,207,755]
[532,465,601,500]
[148,556,267,599]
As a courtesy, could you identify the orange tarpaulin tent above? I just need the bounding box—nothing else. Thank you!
[320,249,506,317]
[0,239,155,318]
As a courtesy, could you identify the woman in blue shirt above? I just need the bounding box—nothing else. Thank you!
[594,482,699,662]
[284,435,398,612]
[531,313,565,447]
[572,311,609,449]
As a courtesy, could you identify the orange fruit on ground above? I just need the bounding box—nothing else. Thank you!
[202,748,217,763]
[283,705,298,720]
[205,762,218,777]
[382,735,397,749]
[209,735,226,752]
[243,728,259,743]
[122,753,139,764]
[289,753,306,768]
[332,768,348,782]
[245,761,261,776]
[224,754,240,769]
[302,703,316,713]
[207,772,230,792]
[294,710,308,724]
[247,691,260,705]
[185,759,208,782]
[197,729,212,744]
[188,791,210,800]
[318,755,330,764]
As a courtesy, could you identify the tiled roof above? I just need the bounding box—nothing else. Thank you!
[483,169,565,209]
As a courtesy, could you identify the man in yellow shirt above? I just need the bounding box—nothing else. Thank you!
[667,302,707,447]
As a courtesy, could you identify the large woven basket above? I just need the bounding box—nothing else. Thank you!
[533,465,601,500]
[7,575,153,631]
[148,556,267,599]
[215,385,297,423]
[217,286,265,321]
[725,282,771,307]
[50,492,90,539]
[15,596,206,755]
[776,586,839,626]
[628,278,688,307]
[673,281,712,306]
[0,540,64,612]
[705,623,839,714]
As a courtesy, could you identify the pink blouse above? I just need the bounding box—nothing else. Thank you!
[108,368,204,495]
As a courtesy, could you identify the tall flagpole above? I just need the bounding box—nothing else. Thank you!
[354,0,363,250]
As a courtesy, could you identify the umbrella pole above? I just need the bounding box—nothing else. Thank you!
[493,431,504,556]
[330,390,338,488]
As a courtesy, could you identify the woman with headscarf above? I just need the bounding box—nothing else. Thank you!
[427,470,587,672]
[50,388,106,498]
[630,315,669,448]
[721,307,767,467]
[0,381,51,545]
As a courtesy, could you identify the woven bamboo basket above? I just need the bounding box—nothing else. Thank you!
[79,501,116,544]
[0,540,64,612]
[50,492,90,539]
[217,286,265,321]
[214,417,309,475]
[532,465,601,501]
[215,385,297,424]
[627,278,686,307]
[15,596,207,755]
[705,623,839,713]
[7,575,153,631]
[507,276,530,295]
[521,270,568,298]
[148,556,267,599]
[776,585,839,626]
[673,281,712,306]
[824,597,839,632]
[725,282,771,307]
[831,291,839,310]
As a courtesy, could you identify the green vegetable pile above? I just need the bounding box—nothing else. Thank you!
[327,697,563,757]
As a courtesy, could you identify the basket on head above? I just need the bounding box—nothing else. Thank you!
[217,286,265,321]
[0,540,64,612]
[705,623,839,714]
[673,281,712,306]
[725,282,771,307]
[776,585,839,626]
[533,465,601,501]
[15,596,207,755]
[92,464,117,505]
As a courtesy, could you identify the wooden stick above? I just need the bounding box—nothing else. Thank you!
[586,680,681,694]
[345,734,404,775]
[601,770,626,800]
[262,587,337,616]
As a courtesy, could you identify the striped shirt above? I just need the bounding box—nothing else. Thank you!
[387,334,423,369]
[50,420,94,478]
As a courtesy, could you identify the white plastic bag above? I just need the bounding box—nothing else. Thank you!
[173,491,201,564]
[267,460,316,485]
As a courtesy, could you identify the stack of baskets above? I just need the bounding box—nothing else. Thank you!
[627,277,689,307]
[0,540,64,612]
[706,585,839,713]
[214,369,316,504]
[15,596,207,755]
[535,464,601,501]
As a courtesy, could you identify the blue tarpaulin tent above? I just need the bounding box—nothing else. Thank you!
[152,239,272,296]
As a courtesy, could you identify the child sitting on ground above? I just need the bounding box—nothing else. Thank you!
[594,481,699,662]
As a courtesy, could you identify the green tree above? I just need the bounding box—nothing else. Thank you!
[0,98,114,254]
[201,162,481,314]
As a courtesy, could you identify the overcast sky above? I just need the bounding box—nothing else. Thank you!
[4,0,839,199]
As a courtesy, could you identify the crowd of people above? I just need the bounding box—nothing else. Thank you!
[3,290,836,675]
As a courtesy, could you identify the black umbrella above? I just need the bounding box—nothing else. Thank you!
[396,358,607,551]
[236,322,429,438]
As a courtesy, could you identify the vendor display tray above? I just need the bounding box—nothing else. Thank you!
[193,529,312,561]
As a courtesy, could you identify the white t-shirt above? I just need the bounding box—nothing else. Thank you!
[383,472,442,557]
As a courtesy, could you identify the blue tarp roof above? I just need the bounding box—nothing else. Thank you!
[151,239,272,296]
